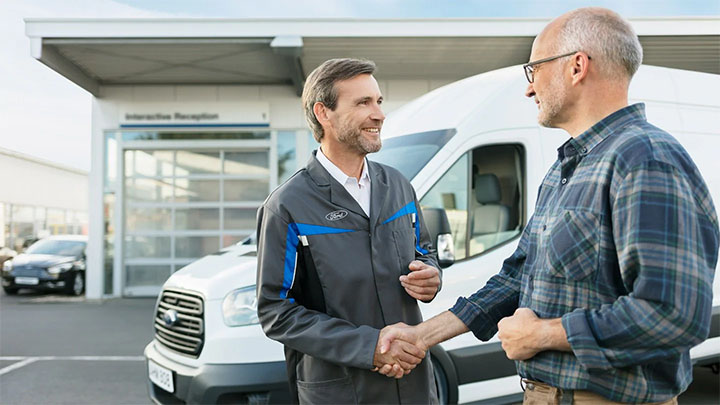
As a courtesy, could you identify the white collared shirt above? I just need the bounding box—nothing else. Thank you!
[316,148,371,216]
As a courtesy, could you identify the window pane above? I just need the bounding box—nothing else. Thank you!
[104,194,115,295]
[468,145,524,256]
[125,150,174,177]
[420,154,469,260]
[175,236,219,259]
[176,151,221,175]
[105,133,117,192]
[125,265,171,288]
[126,207,172,232]
[224,152,269,175]
[175,208,219,230]
[224,179,269,201]
[277,131,297,184]
[124,236,171,258]
[47,208,67,235]
[224,208,257,230]
[125,178,174,202]
[174,178,220,202]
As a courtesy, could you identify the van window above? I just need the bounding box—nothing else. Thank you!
[371,129,456,180]
[420,154,469,259]
[468,145,524,256]
[420,144,524,261]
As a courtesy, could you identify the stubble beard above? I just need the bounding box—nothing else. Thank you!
[538,73,567,128]
[337,123,382,154]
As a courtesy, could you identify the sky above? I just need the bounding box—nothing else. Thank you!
[1,0,718,172]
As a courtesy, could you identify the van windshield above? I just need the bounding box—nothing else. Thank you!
[369,128,456,180]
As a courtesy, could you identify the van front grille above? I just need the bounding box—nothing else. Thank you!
[154,289,204,357]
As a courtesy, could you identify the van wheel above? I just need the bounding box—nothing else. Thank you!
[431,355,449,404]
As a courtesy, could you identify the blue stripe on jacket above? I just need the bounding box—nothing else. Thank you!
[383,201,429,255]
[281,223,355,300]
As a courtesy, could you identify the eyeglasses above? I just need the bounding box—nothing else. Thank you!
[522,51,591,83]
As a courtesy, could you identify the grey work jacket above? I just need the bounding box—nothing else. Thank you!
[257,152,440,404]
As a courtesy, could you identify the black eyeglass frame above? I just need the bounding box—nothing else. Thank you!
[522,51,591,83]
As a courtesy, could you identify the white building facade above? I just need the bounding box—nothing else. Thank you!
[24,18,720,298]
[0,148,88,252]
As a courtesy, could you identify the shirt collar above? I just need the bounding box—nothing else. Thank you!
[316,147,370,185]
[559,103,647,160]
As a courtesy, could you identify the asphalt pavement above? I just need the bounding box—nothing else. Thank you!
[0,290,155,404]
[1,289,718,404]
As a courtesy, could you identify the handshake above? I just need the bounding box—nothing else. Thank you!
[371,322,427,379]
[370,307,560,379]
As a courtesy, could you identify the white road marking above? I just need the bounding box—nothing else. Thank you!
[0,358,39,376]
[0,356,145,376]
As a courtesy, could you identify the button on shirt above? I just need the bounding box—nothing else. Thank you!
[316,148,371,216]
[449,104,719,403]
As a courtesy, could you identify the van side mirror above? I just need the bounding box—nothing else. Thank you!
[421,208,455,268]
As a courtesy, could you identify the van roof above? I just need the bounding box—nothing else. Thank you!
[382,65,720,139]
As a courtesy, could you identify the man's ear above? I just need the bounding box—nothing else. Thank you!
[313,102,330,126]
[570,52,590,86]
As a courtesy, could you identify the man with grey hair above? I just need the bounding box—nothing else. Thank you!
[257,58,441,403]
[378,7,718,404]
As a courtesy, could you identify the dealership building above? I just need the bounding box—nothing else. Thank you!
[24,17,720,298]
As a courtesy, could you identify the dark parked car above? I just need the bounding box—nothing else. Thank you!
[2,235,87,296]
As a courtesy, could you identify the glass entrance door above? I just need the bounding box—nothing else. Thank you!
[122,148,270,296]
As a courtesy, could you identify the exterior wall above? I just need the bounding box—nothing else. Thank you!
[0,149,88,250]
[0,149,88,210]
[88,80,440,298]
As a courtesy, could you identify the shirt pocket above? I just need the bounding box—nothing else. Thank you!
[392,227,416,276]
[546,210,600,281]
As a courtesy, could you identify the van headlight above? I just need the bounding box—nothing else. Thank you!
[3,261,12,272]
[222,285,259,327]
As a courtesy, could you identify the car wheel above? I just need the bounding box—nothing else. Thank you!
[67,272,85,296]
[3,286,18,295]
[431,355,449,404]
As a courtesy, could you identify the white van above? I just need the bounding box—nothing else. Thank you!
[144,65,720,404]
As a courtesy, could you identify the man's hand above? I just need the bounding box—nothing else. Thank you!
[373,323,427,378]
[374,323,428,378]
[497,308,570,360]
[400,260,440,301]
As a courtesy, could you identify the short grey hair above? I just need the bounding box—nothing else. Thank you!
[556,7,643,81]
[302,58,377,142]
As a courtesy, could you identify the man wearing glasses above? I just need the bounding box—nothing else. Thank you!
[377,7,718,404]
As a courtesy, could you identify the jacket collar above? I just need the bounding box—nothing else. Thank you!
[306,150,368,219]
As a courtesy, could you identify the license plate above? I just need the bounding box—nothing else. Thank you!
[148,360,174,393]
[15,277,39,285]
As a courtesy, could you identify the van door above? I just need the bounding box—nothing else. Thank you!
[415,131,544,403]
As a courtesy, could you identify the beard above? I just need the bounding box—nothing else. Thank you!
[538,73,568,128]
[337,121,382,154]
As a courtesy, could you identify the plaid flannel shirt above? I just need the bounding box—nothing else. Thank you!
[450,103,719,403]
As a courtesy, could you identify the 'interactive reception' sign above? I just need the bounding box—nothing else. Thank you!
[118,102,270,128]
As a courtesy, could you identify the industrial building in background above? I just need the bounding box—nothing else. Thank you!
[0,147,88,253]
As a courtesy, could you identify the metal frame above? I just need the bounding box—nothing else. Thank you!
[116,137,275,296]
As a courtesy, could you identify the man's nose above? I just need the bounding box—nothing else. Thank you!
[525,82,536,98]
[371,103,386,121]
